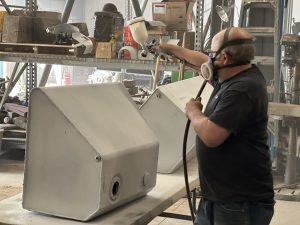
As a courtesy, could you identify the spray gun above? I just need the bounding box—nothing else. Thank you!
[128,16,149,57]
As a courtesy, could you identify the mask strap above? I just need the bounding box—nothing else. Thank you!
[216,61,250,70]
[223,27,232,44]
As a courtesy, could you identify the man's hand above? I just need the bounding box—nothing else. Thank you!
[185,97,203,119]
[147,42,171,59]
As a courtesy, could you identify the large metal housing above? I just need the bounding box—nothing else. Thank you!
[140,77,213,173]
[22,83,159,221]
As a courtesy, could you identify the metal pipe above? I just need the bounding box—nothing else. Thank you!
[152,56,161,91]
[0,0,12,14]
[209,0,223,47]
[0,4,26,9]
[287,0,293,34]
[274,0,284,103]
[285,124,297,185]
[0,63,19,111]
[39,65,52,87]
[140,0,148,14]
[273,0,284,176]
[178,32,186,81]
[61,0,75,23]
[283,0,293,34]
[284,62,300,186]
[9,63,29,92]
[202,12,211,50]
[131,0,143,17]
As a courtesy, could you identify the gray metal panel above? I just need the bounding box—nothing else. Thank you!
[35,83,156,156]
[140,77,213,173]
[23,90,102,220]
[23,83,159,221]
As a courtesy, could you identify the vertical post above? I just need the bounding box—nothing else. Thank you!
[194,0,205,51]
[284,61,300,186]
[178,32,186,81]
[125,0,133,22]
[209,0,223,47]
[152,56,161,91]
[273,0,284,176]
[26,63,37,103]
[228,0,235,27]
[283,0,293,34]
[274,0,283,103]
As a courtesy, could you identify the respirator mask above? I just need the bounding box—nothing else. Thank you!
[201,28,254,81]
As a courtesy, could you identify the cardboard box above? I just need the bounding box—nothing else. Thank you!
[32,17,61,44]
[171,31,195,50]
[2,15,32,43]
[96,42,113,59]
[146,20,167,35]
[152,1,195,31]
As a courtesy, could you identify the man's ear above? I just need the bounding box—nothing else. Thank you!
[222,51,230,65]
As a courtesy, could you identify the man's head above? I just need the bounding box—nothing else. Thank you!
[200,27,255,81]
[211,27,255,66]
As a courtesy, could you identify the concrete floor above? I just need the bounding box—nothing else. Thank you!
[149,197,300,225]
[1,150,300,225]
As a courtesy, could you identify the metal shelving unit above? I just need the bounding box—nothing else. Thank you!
[0,52,180,71]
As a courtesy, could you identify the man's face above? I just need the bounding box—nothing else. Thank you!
[209,36,225,67]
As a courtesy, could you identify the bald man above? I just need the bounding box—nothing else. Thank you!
[157,27,274,225]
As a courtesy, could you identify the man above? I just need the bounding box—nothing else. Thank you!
[156,27,274,225]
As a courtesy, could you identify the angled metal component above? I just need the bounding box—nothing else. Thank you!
[0,0,12,14]
[23,83,159,221]
[61,0,75,23]
[131,0,142,17]
[0,63,19,111]
[140,77,213,173]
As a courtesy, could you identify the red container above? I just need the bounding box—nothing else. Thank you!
[123,26,138,59]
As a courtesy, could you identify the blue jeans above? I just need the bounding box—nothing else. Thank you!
[194,198,274,225]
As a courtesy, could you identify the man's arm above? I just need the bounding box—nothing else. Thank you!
[185,98,230,148]
[158,44,208,69]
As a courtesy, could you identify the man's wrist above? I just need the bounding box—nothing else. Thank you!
[188,107,205,120]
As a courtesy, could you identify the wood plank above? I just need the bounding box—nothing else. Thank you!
[0,43,82,56]
[268,102,300,118]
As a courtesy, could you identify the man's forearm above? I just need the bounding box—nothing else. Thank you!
[188,109,230,148]
[161,44,208,67]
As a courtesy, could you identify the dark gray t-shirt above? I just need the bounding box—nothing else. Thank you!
[196,65,274,202]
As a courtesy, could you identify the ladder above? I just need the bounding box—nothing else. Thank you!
[239,0,284,176]
[239,0,277,90]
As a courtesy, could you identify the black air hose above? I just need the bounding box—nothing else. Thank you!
[183,80,207,223]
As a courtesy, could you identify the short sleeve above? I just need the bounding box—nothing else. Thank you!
[209,90,253,134]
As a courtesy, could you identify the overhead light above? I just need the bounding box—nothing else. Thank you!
[215,5,231,23]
